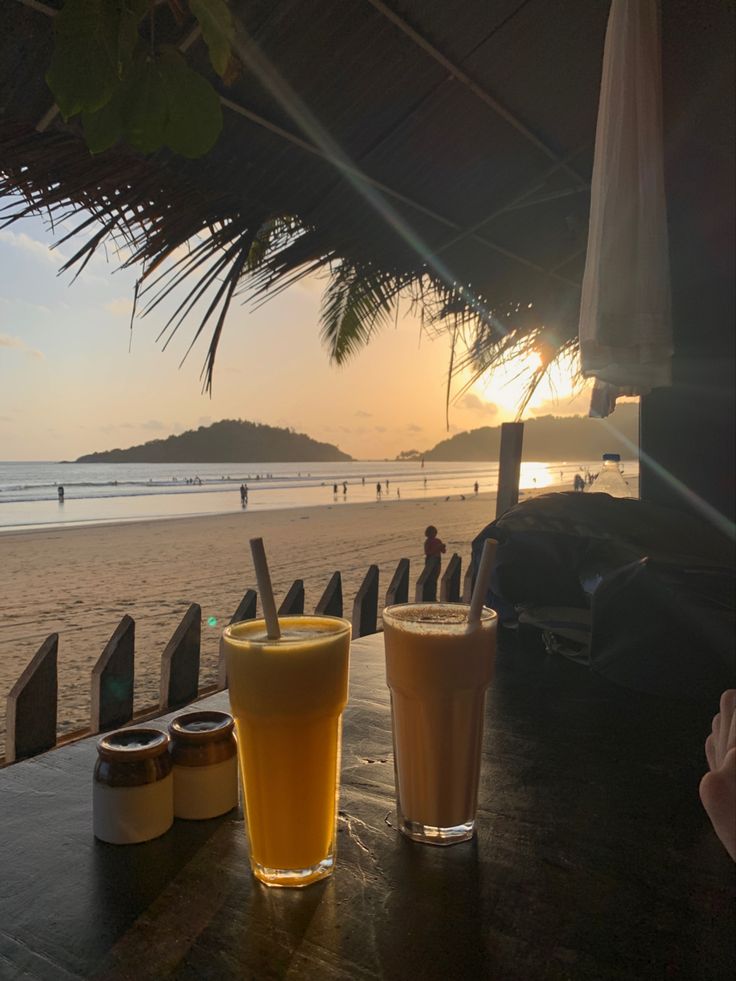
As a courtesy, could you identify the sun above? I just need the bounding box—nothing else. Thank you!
[469,348,581,416]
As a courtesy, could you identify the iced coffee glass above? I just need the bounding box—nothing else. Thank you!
[383,602,497,845]
[223,615,351,887]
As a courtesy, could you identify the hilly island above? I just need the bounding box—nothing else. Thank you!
[76,419,352,463]
[398,404,639,462]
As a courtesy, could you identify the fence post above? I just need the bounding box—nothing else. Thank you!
[462,555,475,602]
[217,589,259,691]
[415,556,440,602]
[91,615,135,734]
[160,604,201,711]
[5,634,58,764]
[279,580,305,615]
[352,565,379,638]
[315,572,343,617]
[230,589,258,625]
[385,558,410,607]
[496,421,524,517]
[440,553,462,602]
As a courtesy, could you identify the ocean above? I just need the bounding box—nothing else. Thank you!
[0,458,639,532]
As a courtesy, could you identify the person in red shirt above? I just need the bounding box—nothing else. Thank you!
[424,525,446,566]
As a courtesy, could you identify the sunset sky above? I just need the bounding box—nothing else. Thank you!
[0,212,593,461]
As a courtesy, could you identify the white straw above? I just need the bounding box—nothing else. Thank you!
[250,537,281,640]
[468,538,498,628]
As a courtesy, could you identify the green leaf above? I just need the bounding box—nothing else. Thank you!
[117,0,148,76]
[189,0,234,77]
[46,0,144,119]
[158,49,223,157]
[81,89,125,153]
[122,58,169,154]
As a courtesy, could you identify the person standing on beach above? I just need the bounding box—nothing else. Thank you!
[240,483,246,507]
[376,482,382,498]
[333,483,338,496]
[424,525,446,566]
[57,485,64,503]
[474,481,479,494]
[343,481,348,496]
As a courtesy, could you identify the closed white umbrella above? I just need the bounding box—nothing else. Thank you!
[579,0,673,417]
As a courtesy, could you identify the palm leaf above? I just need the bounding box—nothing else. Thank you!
[320,262,403,364]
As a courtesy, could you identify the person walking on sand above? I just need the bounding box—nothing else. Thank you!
[424,525,446,566]
[57,485,64,503]
[240,483,246,507]
[376,482,382,498]
[343,481,348,496]
[333,483,338,496]
[474,481,479,494]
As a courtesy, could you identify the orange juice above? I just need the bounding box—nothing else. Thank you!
[223,615,351,886]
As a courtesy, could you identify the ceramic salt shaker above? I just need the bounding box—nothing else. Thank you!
[93,728,173,844]
[168,710,239,820]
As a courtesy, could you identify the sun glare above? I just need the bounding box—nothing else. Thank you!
[468,348,579,417]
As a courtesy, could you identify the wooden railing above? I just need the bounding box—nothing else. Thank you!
[3,419,525,767]
[4,552,474,765]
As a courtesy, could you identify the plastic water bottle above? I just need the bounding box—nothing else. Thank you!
[584,453,633,498]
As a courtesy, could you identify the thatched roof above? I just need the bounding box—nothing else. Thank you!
[1,0,733,398]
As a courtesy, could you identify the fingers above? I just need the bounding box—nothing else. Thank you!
[717,690,736,767]
[705,732,717,771]
[699,748,736,862]
[726,705,736,762]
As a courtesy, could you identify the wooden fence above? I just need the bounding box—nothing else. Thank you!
[4,553,475,766]
[3,419,524,767]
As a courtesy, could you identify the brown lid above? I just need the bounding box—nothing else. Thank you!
[169,711,234,744]
[97,727,169,762]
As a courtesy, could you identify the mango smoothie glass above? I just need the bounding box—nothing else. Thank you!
[383,602,497,845]
[223,615,351,887]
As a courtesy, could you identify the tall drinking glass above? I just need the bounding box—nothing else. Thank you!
[383,602,497,845]
[223,615,351,887]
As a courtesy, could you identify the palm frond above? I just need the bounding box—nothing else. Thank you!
[319,262,400,364]
[0,123,582,408]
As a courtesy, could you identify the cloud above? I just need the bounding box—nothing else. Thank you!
[459,393,499,414]
[197,415,213,428]
[141,419,166,431]
[355,410,372,418]
[0,297,51,315]
[407,424,423,433]
[104,297,134,317]
[0,415,13,423]
[0,333,44,361]
[0,230,65,266]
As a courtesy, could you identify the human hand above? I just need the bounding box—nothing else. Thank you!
[699,689,736,862]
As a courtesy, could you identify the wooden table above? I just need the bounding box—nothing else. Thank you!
[1,631,734,980]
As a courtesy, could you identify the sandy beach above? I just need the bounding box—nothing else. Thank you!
[0,490,508,756]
